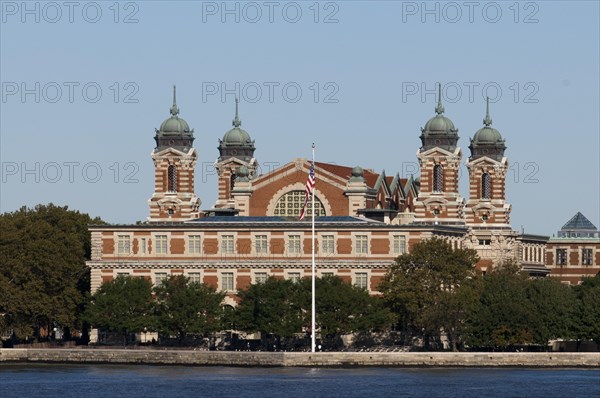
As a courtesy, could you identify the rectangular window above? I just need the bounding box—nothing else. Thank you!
[188,272,201,284]
[255,235,268,255]
[140,238,147,254]
[254,272,268,284]
[155,235,168,255]
[188,235,202,254]
[556,249,567,266]
[221,272,234,291]
[116,272,130,278]
[221,235,235,254]
[322,235,335,255]
[582,248,593,265]
[321,272,334,278]
[479,239,491,246]
[393,235,406,255]
[288,272,301,283]
[117,235,130,255]
[355,272,368,289]
[155,272,168,286]
[356,235,368,254]
[288,235,301,255]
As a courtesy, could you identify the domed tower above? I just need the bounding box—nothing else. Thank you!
[148,86,201,221]
[214,98,258,209]
[414,83,464,224]
[465,97,511,226]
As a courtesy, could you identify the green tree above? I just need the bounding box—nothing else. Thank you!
[0,204,103,340]
[465,261,536,350]
[235,277,305,346]
[526,277,578,346]
[421,276,482,351]
[154,275,225,344]
[379,237,479,350]
[573,274,600,345]
[307,276,395,344]
[83,275,154,344]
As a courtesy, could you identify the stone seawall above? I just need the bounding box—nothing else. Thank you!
[1,349,598,367]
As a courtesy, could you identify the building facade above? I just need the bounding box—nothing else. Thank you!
[87,85,596,301]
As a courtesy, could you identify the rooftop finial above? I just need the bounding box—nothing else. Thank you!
[232,97,241,127]
[483,96,492,126]
[170,85,180,116]
[435,82,444,115]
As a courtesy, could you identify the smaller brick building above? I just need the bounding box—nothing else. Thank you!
[546,212,600,284]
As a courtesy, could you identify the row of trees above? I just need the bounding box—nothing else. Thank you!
[84,274,394,349]
[83,275,225,345]
[1,205,599,350]
[380,238,600,351]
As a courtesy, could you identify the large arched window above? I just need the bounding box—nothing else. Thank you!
[273,190,325,217]
[481,172,491,199]
[167,165,177,192]
[433,164,443,192]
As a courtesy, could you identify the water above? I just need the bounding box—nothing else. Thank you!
[0,364,598,398]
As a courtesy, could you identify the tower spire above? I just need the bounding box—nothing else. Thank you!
[170,85,180,116]
[232,97,241,127]
[435,82,444,115]
[483,96,492,126]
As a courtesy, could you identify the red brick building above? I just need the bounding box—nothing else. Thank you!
[88,85,562,302]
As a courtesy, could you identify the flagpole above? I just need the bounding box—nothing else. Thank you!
[311,142,316,353]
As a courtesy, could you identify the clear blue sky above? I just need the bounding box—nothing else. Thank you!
[1,0,599,236]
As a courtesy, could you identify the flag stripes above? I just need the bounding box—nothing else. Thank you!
[299,160,315,220]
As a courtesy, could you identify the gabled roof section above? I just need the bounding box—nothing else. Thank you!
[315,162,379,188]
[401,176,417,197]
[388,174,398,191]
[561,212,598,231]
[373,170,387,193]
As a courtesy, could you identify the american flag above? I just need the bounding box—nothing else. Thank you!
[299,160,315,220]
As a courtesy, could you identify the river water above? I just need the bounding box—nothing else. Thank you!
[0,364,598,398]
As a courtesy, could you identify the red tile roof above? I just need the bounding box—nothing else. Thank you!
[314,162,380,188]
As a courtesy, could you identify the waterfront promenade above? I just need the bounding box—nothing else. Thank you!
[0,348,598,367]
